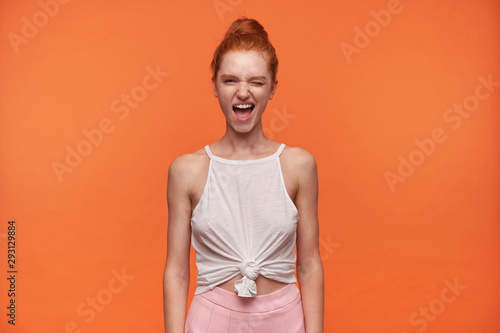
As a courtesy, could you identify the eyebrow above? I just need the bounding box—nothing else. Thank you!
[220,74,267,81]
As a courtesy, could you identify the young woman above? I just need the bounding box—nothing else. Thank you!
[163,17,324,333]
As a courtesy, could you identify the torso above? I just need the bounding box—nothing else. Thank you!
[188,142,299,295]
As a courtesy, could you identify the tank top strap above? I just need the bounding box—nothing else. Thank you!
[276,143,286,157]
[203,145,213,159]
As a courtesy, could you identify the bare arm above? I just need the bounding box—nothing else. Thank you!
[163,156,193,333]
[295,149,324,333]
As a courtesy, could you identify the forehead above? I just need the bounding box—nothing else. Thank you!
[218,50,270,78]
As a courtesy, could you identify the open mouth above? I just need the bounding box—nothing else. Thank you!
[232,104,255,120]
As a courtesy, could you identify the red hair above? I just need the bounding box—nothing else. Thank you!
[210,18,278,82]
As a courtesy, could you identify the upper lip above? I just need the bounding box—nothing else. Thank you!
[232,102,255,107]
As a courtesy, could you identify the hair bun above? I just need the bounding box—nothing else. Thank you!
[211,17,278,82]
[225,18,269,41]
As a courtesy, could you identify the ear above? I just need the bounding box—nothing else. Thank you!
[212,78,218,98]
[269,79,278,100]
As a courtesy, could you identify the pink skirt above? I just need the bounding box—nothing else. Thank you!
[184,283,305,333]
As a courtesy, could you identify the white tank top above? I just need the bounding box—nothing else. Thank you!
[191,143,299,297]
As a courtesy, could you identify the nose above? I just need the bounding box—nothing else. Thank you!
[236,83,250,99]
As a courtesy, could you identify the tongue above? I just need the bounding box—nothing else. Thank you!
[234,109,252,118]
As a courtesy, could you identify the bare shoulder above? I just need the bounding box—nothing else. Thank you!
[282,145,317,173]
[167,147,209,192]
[169,147,206,170]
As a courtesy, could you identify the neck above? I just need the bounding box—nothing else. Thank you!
[215,121,274,156]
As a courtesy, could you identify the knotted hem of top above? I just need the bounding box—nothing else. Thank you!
[234,260,260,297]
[193,260,297,297]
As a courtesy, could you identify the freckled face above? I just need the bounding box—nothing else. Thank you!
[212,50,277,132]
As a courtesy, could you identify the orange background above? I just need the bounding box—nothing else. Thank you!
[1,0,499,332]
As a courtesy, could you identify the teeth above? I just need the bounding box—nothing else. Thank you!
[234,104,253,109]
